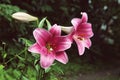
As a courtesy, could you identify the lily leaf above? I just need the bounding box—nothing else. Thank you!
[46,19,51,30]
[38,17,46,28]
[0,65,4,71]
[19,38,33,47]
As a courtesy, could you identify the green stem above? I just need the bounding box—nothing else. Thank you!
[36,19,39,26]
[4,47,27,65]
[36,66,45,80]
[3,42,6,63]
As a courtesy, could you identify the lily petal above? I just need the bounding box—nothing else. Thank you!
[55,51,68,64]
[40,53,55,69]
[49,24,61,36]
[71,18,82,30]
[84,39,92,49]
[52,36,72,52]
[33,28,51,47]
[76,23,94,38]
[28,43,41,54]
[81,12,88,23]
[74,37,85,55]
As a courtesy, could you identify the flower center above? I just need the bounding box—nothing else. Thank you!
[46,43,53,52]
[77,36,84,41]
[77,34,85,41]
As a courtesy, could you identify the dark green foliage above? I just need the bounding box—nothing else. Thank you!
[0,0,120,80]
[0,4,20,21]
[0,4,25,40]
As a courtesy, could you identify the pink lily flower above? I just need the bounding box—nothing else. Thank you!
[71,12,94,55]
[28,24,71,69]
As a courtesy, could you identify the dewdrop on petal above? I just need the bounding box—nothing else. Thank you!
[12,12,38,22]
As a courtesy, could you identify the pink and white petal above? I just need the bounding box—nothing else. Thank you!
[38,47,48,55]
[74,38,85,55]
[28,43,41,54]
[33,28,51,47]
[49,24,61,36]
[53,36,72,52]
[55,51,68,64]
[81,12,88,23]
[40,53,55,69]
[76,23,94,38]
[66,33,74,42]
[71,18,82,30]
[84,39,92,49]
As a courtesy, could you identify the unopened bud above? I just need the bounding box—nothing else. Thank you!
[12,12,38,22]
[60,26,73,34]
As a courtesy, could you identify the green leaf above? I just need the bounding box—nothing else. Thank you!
[50,73,58,80]
[34,59,39,65]
[16,55,25,61]
[38,17,46,28]
[52,64,64,75]
[0,65,4,71]
[0,4,24,21]
[46,19,51,30]
[31,53,39,59]
[45,67,51,73]
[3,53,7,59]
[19,38,33,47]
[5,74,13,80]
[13,70,21,78]
[35,64,40,72]
[22,76,29,80]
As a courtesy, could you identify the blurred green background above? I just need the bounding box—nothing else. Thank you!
[0,0,120,80]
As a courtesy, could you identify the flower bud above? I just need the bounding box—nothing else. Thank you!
[12,12,38,22]
[60,26,73,34]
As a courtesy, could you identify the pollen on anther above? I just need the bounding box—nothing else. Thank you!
[49,48,53,51]
[78,37,84,41]
[46,43,53,52]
